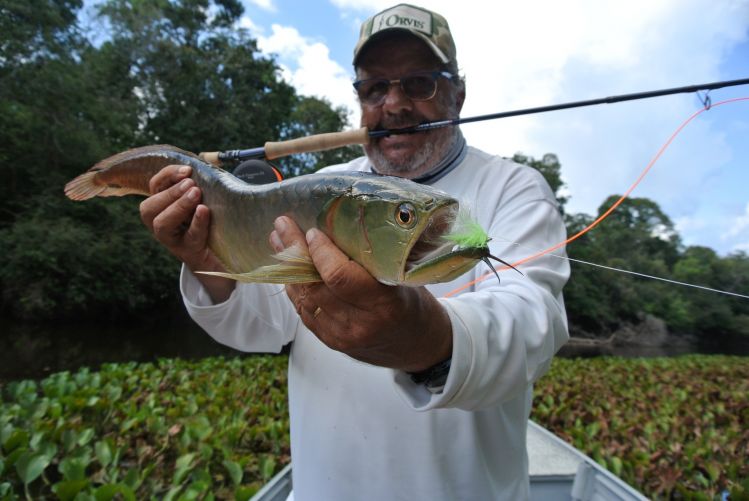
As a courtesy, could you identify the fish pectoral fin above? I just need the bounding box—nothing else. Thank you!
[272,244,313,264]
[196,264,321,284]
[196,245,321,284]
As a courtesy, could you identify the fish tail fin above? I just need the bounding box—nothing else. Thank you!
[64,144,201,201]
[64,171,149,200]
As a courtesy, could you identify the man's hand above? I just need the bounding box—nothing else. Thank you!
[139,165,235,303]
[271,216,453,372]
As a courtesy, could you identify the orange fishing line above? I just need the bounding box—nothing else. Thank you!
[444,96,749,298]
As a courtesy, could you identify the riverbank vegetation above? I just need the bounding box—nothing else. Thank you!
[1,355,746,499]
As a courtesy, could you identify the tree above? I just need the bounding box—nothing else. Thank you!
[279,96,361,177]
[0,0,359,320]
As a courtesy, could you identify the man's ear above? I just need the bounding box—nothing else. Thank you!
[456,88,466,113]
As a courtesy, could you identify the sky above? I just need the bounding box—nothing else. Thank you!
[86,0,749,255]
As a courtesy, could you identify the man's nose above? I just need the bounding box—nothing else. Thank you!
[381,82,414,113]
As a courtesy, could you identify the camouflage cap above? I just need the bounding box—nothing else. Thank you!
[353,3,457,66]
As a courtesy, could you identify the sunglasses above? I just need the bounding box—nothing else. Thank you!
[353,70,456,106]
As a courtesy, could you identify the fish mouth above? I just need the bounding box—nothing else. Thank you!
[403,205,489,285]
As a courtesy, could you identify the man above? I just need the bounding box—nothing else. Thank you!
[140,4,569,499]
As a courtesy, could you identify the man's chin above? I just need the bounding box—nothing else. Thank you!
[367,143,434,177]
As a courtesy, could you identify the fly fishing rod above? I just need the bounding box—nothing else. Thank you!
[199,77,749,166]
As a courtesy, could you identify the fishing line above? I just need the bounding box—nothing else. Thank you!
[566,258,749,300]
[443,96,749,298]
[491,238,749,300]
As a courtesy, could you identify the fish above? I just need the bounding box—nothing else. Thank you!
[64,144,496,287]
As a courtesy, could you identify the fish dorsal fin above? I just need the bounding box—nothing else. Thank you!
[90,145,200,172]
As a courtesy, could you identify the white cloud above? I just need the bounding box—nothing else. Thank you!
[248,0,276,12]
[329,0,389,9]
[238,15,262,33]
[256,24,360,126]
[724,202,749,239]
[676,215,708,235]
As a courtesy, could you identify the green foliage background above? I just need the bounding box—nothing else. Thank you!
[0,0,359,321]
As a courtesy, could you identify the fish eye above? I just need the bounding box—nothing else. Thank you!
[395,203,417,228]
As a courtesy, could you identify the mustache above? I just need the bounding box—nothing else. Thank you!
[369,113,431,133]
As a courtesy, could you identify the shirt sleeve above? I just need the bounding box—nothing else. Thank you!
[392,165,570,411]
[180,265,298,353]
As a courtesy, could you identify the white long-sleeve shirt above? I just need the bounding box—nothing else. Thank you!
[181,146,570,500]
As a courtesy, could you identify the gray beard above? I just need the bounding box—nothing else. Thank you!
[368,139,436,175]
[368,128,457,176]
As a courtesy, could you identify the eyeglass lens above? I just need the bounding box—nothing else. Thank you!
[358,74,438,104]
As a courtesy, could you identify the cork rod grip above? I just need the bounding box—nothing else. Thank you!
[199,151,221,166]
[264,127,370,160]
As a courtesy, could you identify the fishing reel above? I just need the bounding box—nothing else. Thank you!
[232,159,283,184]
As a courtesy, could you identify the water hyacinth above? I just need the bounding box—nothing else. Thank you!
[1,355,747,499]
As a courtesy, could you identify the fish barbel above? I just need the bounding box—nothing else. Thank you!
[65,145,492,286]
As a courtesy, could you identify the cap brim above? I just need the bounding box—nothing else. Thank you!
[353,29,450,66]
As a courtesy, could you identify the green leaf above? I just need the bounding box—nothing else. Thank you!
[173,453,197,485]
[4,446,27,469]
[3,429,29,453]
[52,479,90,501]
[178,480,210,500]
[78,428,95,446]
[37,441,58,461]
[29,431,45,450]
[704,461,721,483]
[235,485,260,501]
[260,456,276,481]
[15,451,52,485]
[62,429,78,452]
[186,416,213,441]
[95,440,112,468]
[163,486,183,501]
[94,483,136,501]
[585,421,601,438]
[609,456,623,477]
[222,459,243,486]
[0,424,14,445]
[59,456,89,481]
[122,468,140,490]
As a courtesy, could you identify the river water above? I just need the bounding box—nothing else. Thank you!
[2,315,748,381]
[1,314,241,381]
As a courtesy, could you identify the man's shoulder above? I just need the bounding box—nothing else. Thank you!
[456,145,557,201]
[317,156,371,174]
[462,146,542,180]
